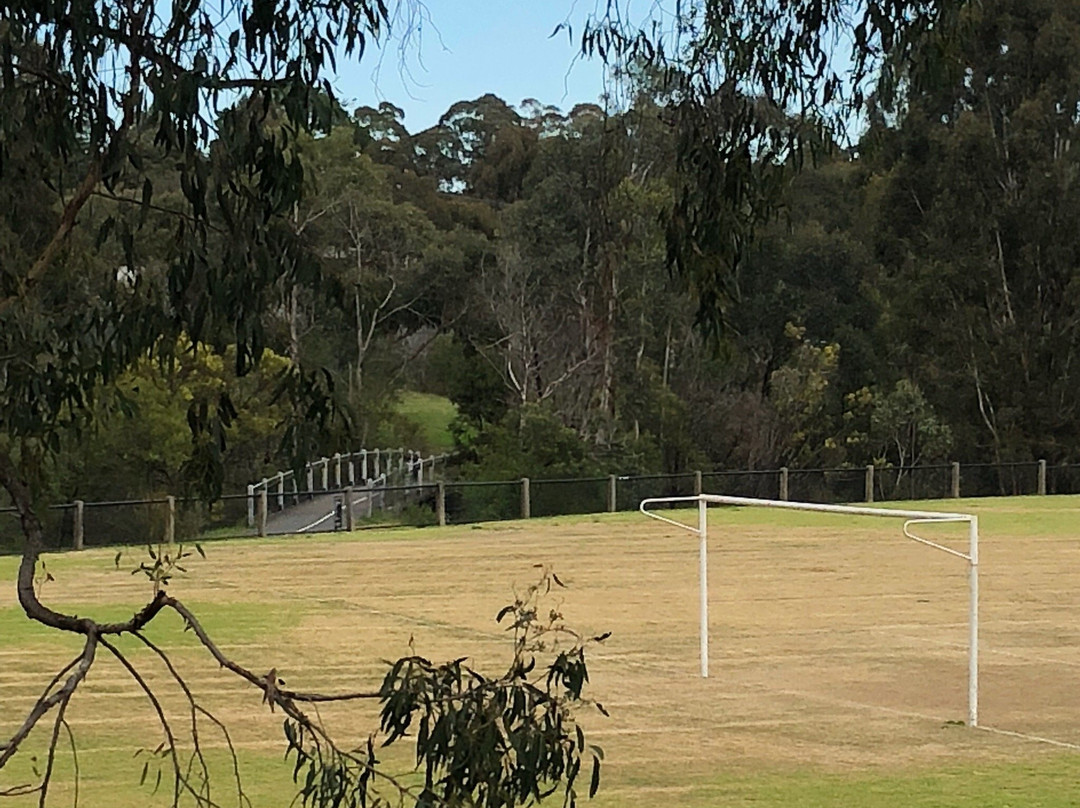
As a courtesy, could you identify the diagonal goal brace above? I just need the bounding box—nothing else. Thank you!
[639,494,979,728]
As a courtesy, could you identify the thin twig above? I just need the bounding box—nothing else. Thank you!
[38,690,73,808]
[132,632,213,805]
[98,637,225,808]
[61,719,78,808]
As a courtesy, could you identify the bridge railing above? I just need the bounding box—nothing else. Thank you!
[247,450,450,527]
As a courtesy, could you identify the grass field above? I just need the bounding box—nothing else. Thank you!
[396,392,457,454]
[4,496,1080,806]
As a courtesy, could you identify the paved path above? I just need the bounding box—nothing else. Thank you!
[264,490,376,535]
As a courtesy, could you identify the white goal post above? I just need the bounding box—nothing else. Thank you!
[639,494,980,728]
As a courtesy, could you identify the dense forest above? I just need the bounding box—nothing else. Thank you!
[7,0,1080,504]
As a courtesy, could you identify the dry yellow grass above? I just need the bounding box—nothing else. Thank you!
[4,498,1080,806]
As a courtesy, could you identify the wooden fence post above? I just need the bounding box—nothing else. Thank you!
[865,465,875,504]
[437,481,447,527]
[73,500,84,551]
[951,462,961,498]
[607,475,617,513]
[344,487,354,531]
[521,477,531,519]
[694,470,703,496]
[779,467,789,501]
[1038,459,1047,496]
[165,495,176,546]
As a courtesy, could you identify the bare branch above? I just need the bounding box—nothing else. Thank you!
[133,631,250,808]
[166,599,380,704]
[98,638,187,808]
[0,636,97,769]
[37,690,74,808]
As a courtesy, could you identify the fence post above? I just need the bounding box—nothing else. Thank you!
[1038,459,1047,496]
[437,481,447,527]
[865,465,875,504]
[374,449,381,478]
[257,489,268,537]
[73,500,84,551]
[694,470,703,496]
[779,467,789,501]
[306,465,314,497]
[277,472,285,510]
[348,456,356,486]
[247,484,255,527]
[334,453,342,488]
[321,459,329,491]
[521,477,531,519]
[951,461,961,498]
[344,487,354,531]
[165,495,176,546]
[607,474,617,513]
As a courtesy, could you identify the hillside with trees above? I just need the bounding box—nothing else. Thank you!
[17,0,1080,506]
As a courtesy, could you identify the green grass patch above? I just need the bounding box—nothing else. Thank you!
[591,754,1080,808]
[396,391,457,453]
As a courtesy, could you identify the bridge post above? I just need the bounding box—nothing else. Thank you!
[257,489,268,537]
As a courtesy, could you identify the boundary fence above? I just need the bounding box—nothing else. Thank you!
[1,459,1076,552]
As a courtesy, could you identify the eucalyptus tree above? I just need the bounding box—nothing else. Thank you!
[581,0,974,333]
[867,0,1080,464]
[0,2,605,804]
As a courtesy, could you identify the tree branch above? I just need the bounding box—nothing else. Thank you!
[0,635,97,769]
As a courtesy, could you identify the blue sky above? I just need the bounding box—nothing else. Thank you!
[328,2,611,133]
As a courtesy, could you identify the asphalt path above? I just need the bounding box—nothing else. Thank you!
[264,490,377,535]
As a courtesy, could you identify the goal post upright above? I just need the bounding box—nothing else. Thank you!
[698,496,708,679]
[968,515,979,728]
[639,493,980,728]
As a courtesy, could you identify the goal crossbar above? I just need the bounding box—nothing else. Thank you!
[639,494,979,727]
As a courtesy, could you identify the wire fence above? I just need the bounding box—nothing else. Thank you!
[2,459,1074,552]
